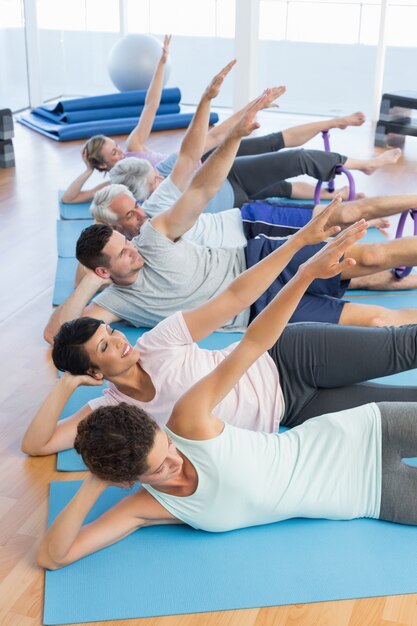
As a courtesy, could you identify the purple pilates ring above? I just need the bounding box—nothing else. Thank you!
[392,209,417,280]
[314,130,356,205]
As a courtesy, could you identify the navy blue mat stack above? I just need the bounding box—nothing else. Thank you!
[17,88,219,141]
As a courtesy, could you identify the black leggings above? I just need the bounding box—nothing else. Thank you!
[268,322,417,427]
[203,132,347,206]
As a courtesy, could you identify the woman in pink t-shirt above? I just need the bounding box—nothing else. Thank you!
[23,201,417,459]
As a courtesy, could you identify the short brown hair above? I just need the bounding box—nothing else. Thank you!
[74,403,159,483]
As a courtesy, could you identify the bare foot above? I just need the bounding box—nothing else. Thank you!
[348,269,417,291]
[363,148,402,174]
[367,217,391,232]
[336,111,366,129]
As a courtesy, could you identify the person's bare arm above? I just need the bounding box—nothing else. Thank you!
[203,85,286,153]
[168,59,236,193]
[183,197,343,341]
[37,474,180,570]
[170,220,368,440]
[126,35,172,152]
[44,270,119,345]
[21,373,102,456]
[153,90,269,242]
[61,150,110,204]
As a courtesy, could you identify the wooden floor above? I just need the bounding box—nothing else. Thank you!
[2,110,417,626]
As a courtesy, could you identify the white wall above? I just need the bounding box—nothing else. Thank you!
[3,28,417,117]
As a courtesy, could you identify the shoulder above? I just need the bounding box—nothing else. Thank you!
[140,312,192,350]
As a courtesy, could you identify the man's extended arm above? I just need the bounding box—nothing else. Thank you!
[168,59,236,193]
[153,90,269,241]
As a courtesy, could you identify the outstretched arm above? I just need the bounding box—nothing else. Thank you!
[203,85,286,153]
[44,269,119,345]
[153,89,269,242]
[126,35,172,152]
[169,219,368,440]
[168,59,236,193]
[21,372,101,456]
[37,474,179,570]
[183,197,343,341]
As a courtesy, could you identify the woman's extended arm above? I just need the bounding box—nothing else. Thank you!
[21,372,100,456]
[126,35,172,152]
[37,474,179,570]
[183,196,341,342]
[171,218,368,439]
[202,85,286,153]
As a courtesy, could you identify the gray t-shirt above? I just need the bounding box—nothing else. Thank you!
[155,153,235,214]
[143,176,246,248]
[94,220,249,330]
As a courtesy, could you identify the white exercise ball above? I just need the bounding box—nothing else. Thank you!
[108,34,171,92]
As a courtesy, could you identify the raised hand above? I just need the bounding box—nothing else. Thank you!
[231,89,272,138]
[261,85,286,109]
[161,34,171,63]
[204,59,236,100]
[295,194,344,246]
[300,219,368,280]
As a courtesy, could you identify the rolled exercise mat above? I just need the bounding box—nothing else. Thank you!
[17,111,219,142]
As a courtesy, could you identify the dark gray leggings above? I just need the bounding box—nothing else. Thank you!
[203,131,347,206]
[378,402,417,525]
[268,322,417,427]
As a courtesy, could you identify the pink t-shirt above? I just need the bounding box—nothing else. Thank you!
[89,312,284,432]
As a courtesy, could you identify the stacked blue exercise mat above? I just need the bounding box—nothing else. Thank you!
[17,88,219,141]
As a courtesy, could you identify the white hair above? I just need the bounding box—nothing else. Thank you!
[90,184,135,224]
[109,157,153,200]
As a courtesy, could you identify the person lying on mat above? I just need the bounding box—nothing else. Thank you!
[23,204,417,458]
[37,221,417,570]
[91,180,417,290]
[61,37,399,207]
[44,90,417,343]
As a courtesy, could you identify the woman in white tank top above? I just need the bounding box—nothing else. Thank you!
[37,216,404,571]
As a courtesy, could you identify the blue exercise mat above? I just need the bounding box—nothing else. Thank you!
[57,220,93,257]
[38,102,180,125]
[44,480,417,625]
[36,87,181,115]
[17,111,219,142]
[53,257,78,306]
[58,191,91,220]
[346,292,417,308]
[56,329,242,472]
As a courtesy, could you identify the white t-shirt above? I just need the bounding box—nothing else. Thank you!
[145,405,382,531]
[143,176,246,248]
[89,312,284,431]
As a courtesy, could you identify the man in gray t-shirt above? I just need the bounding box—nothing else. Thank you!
[93,221,247,330]
[44,63,261,343]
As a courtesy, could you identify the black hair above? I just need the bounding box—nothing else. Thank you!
[76,224,113,270]
[52,317,103,374]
